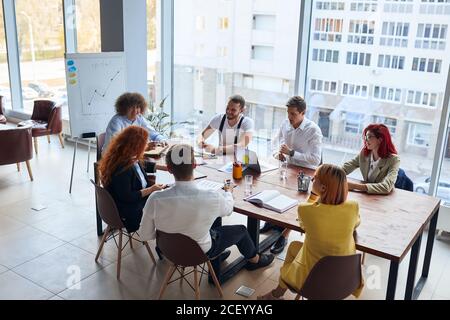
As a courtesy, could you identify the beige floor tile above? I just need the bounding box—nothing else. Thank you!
[0,226,65,268]
[70,229,135,263]
[14,243,111,294]
[31,208,95,242]
[58,263,159,300]
[432,294,450,300]
[0,215,27,237]
[0,271,53,300]
[0,264,8,274]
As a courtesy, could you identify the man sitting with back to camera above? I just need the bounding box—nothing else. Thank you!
[138,144,274,272]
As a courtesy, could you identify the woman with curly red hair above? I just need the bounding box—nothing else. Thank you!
[99,126,166,232]
[341,123,400,194]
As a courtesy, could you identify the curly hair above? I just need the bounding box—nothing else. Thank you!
[115,92,148,115]
[98,126,149,187]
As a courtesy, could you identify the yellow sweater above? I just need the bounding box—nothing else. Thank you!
[279,195,363,297]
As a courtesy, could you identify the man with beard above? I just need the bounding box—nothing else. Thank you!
[197,95,254,155]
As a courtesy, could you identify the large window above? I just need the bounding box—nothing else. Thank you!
[0,5,11,110]
[15,0,66,115]
[306,0,450,197]
[173,0,301,147]
[147,0,159,106]
[75,0,101,53]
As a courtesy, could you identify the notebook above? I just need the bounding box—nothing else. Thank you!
[144,145,169,157]
[244,190,298,213]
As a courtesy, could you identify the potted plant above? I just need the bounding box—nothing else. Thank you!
[146,96,176,138]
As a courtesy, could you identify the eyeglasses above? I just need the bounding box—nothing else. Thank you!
[365,134,376,141]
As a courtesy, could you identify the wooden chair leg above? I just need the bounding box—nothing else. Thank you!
[207,260,223,297]
[158,265,177,300]
[362,252,366,265]
[33,137,38,155]
[117,230,123,279]
[95,226,110,262]
[58,133,65,148]
[194,266,200,300]
[143,241,156,264]
[47,135,51,144]
[25,160,33,181]
[16,163,20,171]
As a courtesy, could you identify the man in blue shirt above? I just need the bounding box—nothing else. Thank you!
[103,92,167,153]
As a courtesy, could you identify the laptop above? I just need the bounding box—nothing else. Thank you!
[242,150,278,174]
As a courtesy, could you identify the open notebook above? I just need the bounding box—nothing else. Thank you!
[244,190,298,213]
[144,145,169,157]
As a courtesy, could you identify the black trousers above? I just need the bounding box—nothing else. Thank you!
[206,224,258,260]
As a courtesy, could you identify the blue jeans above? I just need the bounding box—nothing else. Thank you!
[206,225,258,260]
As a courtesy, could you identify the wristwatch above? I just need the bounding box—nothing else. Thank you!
[289,149,295,157]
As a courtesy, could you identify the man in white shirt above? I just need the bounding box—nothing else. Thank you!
[138,144,274,272]
[197,95,254,155]
[262,96,323,254]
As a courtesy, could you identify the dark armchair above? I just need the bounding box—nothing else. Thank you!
[0,125,34,181]
[18,100,64,155]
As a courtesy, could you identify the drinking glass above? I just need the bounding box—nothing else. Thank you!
[279,160,288,180]
[244,175,253,196]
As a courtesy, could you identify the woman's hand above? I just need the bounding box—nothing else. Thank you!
[141,183,167,197]
[149,183,167,193]
[348,181,368,192]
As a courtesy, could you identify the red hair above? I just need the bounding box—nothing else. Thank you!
[99,126,148,186]
[362,124,397,158]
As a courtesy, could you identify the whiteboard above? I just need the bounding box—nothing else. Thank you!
[64,52,127,138]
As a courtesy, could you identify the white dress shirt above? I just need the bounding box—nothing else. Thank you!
[367,153,381,183]
[272,118,323,169]
[138,180,234,253]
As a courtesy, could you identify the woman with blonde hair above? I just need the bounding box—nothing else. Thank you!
[258,164,363,300]
[99,126,165,232]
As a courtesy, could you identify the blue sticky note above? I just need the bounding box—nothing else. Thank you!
[68,66,77,72]
[67,60,74,66]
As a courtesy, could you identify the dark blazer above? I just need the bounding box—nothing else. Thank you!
[106,163,150,232]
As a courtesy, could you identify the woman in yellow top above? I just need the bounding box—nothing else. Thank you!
[342,123,400,194]
[258,164,363,300]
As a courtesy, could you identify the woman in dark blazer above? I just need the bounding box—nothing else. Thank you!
[99,126,165,232]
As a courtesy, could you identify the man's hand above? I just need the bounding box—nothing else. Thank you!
[274,152,286,161]
[203,143,216,154]
[280,144,292,156]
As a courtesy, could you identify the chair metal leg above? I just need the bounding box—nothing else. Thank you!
[117,230,123,279]
[129,234,133,249]
[143,241,156,264]
[16,163,20,171]
[95,226,110,262]
[33,137,38,155]
[207,260,223,297]
[158,265,177,299]
[25,160,33,181]
[58,133,65,148]
[179,267,185,286]
[47,135,50,144]
[194,266,200,300]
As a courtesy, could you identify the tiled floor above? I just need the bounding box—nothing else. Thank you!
[0,136,449,300]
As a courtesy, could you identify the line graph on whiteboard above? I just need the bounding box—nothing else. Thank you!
[79,61,125,115]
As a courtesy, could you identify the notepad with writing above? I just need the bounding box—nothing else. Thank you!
[244,190,298,213]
